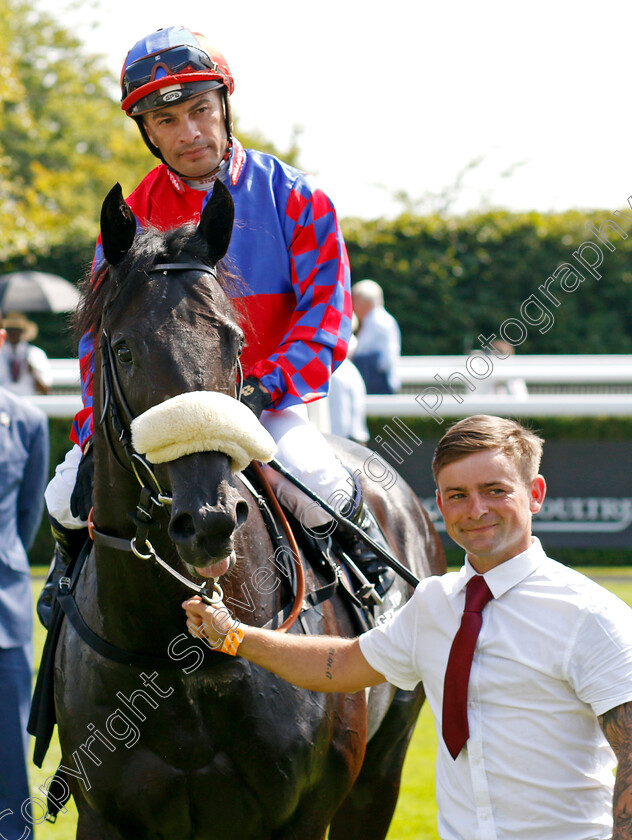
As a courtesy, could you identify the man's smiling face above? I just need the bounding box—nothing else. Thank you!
[435,448,546,573]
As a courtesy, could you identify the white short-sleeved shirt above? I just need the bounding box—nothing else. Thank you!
[359,538,632,840]
[353,306,401,392]
[0,342,52,396]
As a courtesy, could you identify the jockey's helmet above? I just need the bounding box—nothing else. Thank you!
[120,26,234,159]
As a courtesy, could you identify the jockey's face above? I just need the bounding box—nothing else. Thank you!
[143,90,228,179]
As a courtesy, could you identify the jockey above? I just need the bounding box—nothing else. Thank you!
[40,26,393,626]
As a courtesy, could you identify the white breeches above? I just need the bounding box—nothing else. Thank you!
[45,404,353,530]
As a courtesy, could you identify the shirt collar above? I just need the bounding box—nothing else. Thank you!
[455,537,547,600]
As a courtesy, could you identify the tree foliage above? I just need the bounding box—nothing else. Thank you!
[0,0,299,278]
[0,0,155,266]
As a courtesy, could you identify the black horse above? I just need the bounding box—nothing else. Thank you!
[52,181,446,839]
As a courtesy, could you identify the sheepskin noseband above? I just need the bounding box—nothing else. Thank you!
[130,391,277,473]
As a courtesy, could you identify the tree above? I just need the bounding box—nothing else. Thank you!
[0,0,155,266]
[0,0,300,272]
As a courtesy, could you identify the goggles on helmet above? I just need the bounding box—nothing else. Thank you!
[122,45,218,98]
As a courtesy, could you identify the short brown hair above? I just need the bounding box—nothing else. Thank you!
[432,415,544,485]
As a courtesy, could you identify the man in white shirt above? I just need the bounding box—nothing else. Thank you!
[0,312,52,396]
[351,279,401,394]
[184,415,632,840]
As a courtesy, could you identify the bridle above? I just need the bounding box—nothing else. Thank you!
[94,261,231,604]
[98,261,244,498]
[50,256,305,675]
[92,260,305,626]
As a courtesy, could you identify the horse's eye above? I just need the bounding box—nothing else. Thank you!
[116,344,133,365]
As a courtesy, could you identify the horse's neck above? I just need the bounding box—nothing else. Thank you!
[87,541,187,655]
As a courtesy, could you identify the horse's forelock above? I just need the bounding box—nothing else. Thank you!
[72,223,244,346]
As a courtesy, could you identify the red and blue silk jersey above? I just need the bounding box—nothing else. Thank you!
[71,139,352,447]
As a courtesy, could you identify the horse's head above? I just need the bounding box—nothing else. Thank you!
[81,181,266,580]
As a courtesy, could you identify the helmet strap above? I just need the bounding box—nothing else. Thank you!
[221,89,233,146]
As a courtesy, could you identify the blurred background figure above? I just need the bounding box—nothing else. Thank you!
[0,312,52,395]
[0,311,49,836]
[352,279,401,394]
[476,339,529,398]
[327,321,370,444]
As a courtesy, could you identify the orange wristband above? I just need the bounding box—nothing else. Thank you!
[220,623,245,656]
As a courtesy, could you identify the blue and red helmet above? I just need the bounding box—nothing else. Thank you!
[120,26,234,116]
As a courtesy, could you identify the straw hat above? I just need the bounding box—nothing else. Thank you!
[2,312,38,341]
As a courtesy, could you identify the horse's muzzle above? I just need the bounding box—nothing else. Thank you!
[166,450,250,567]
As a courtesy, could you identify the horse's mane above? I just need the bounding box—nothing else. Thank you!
[73,222,246,342]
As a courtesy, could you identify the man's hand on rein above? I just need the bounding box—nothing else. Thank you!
[183,596,239,651]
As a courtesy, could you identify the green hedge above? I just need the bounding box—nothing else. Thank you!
[342,208,632,355]
[10,206,632,358]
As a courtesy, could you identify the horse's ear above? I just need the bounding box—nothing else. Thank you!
[198,180,234,264]
[100,183,137,265]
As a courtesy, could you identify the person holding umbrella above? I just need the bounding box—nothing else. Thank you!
[0,312,52,396]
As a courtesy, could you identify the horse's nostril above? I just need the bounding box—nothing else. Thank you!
[235,499,249,528]
[169,513,196,543]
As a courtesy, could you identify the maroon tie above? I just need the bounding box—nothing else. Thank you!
[442,574,493,759]
[10,355,21,383]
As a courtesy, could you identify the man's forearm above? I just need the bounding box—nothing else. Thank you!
[238,629,377,693]
[613,742,632,839]
[183,596,384,693]
[599,702,632,839]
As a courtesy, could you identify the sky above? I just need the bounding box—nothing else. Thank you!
[35,0,632,220]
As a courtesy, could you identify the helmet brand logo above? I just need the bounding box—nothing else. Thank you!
[163,90,182,103]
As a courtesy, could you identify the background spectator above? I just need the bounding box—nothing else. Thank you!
[0,312,52,396]
[476,339,529,398]
[327,328,369,444]
[352,279,401,394]
[0,311,49,836]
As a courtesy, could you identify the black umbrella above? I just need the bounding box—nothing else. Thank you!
[0,271,80,313]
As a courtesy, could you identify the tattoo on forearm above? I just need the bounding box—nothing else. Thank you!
[325,648,335,681]
[601,702,632,753]
[599,701,632,838]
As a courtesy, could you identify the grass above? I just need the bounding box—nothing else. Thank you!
[27,566,632,839]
